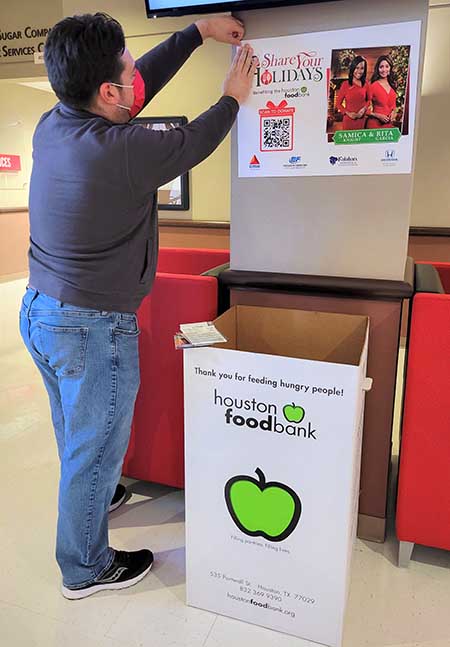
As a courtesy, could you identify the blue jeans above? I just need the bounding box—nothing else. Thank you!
[19,288,140,588]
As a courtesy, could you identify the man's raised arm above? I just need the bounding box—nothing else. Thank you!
[135,16,245,107]
[128,44,257,194]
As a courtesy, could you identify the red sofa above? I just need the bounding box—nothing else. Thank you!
[396,261,450,566]
[122,247,230,488]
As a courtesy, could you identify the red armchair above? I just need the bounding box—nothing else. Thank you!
[122,247,230,488]
[396,261,450,566]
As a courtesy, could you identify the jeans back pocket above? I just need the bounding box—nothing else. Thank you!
[37,322,89,377]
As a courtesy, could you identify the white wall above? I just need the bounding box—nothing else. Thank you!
[0,83,56,209]
[0,0,232,219]
[411,1,450,226]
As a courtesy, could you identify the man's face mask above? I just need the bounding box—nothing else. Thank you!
[110,69,145,119]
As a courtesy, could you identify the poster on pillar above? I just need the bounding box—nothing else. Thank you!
[238,20,421,177]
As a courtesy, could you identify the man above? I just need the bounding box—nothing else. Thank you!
[19,12,256,600]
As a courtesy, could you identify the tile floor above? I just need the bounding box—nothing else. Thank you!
[1,278,449,647]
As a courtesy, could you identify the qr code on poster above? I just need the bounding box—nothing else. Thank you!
[261,117,293,151]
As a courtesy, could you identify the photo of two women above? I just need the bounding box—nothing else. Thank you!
[326,45,411,140]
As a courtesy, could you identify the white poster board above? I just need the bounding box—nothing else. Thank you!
[238,20,421,177]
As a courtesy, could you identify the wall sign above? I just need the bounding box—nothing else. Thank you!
[0,25,52,63]
[0,154,21,172]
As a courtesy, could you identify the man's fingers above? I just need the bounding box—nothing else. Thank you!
[229,44,256,80]
[231,17,245,32]
[232,44,250,70]
[239,45,253,71]
[229,34,243,46]
[248,57,258,76]
[231,23,245,41]
[240,48,250,71]
[230,46,242,68]
[231,46,245,70]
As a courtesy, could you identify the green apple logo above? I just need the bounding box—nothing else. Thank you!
[224,468,302,542]
[283,403,305,424]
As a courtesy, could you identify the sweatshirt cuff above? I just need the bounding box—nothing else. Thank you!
[221,95,240,113]
[184,23,204,49]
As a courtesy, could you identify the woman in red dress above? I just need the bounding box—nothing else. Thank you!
[366,55,397,129]
[336,56,370,131]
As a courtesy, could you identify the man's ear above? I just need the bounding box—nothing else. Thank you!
[98,82,118,106]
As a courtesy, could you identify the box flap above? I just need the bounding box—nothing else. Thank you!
[212,307,237,349]
[230,306,368,366]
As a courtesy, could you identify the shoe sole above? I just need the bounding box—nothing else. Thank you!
[108,490,127,513]
[61,561,153,600]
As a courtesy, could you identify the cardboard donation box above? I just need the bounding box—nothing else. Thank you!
[183,306,371,647]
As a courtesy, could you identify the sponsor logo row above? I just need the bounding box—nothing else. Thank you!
[249,150,399,169]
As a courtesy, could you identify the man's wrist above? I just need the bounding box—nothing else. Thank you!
[195,19,210,42]
[222,94,241,109]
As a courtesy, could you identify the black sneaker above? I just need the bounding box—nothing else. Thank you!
[109,483,127,513]
[62,549,154,600]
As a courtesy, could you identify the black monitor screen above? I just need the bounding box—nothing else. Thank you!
[146,0,336,19]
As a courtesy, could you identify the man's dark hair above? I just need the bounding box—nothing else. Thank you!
[44,13,125,110]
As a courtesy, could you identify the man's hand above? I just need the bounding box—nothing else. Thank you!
[223,44,258,105]
[196,16,245,45]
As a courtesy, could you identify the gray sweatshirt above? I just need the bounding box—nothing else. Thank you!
[28,24,238,312]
